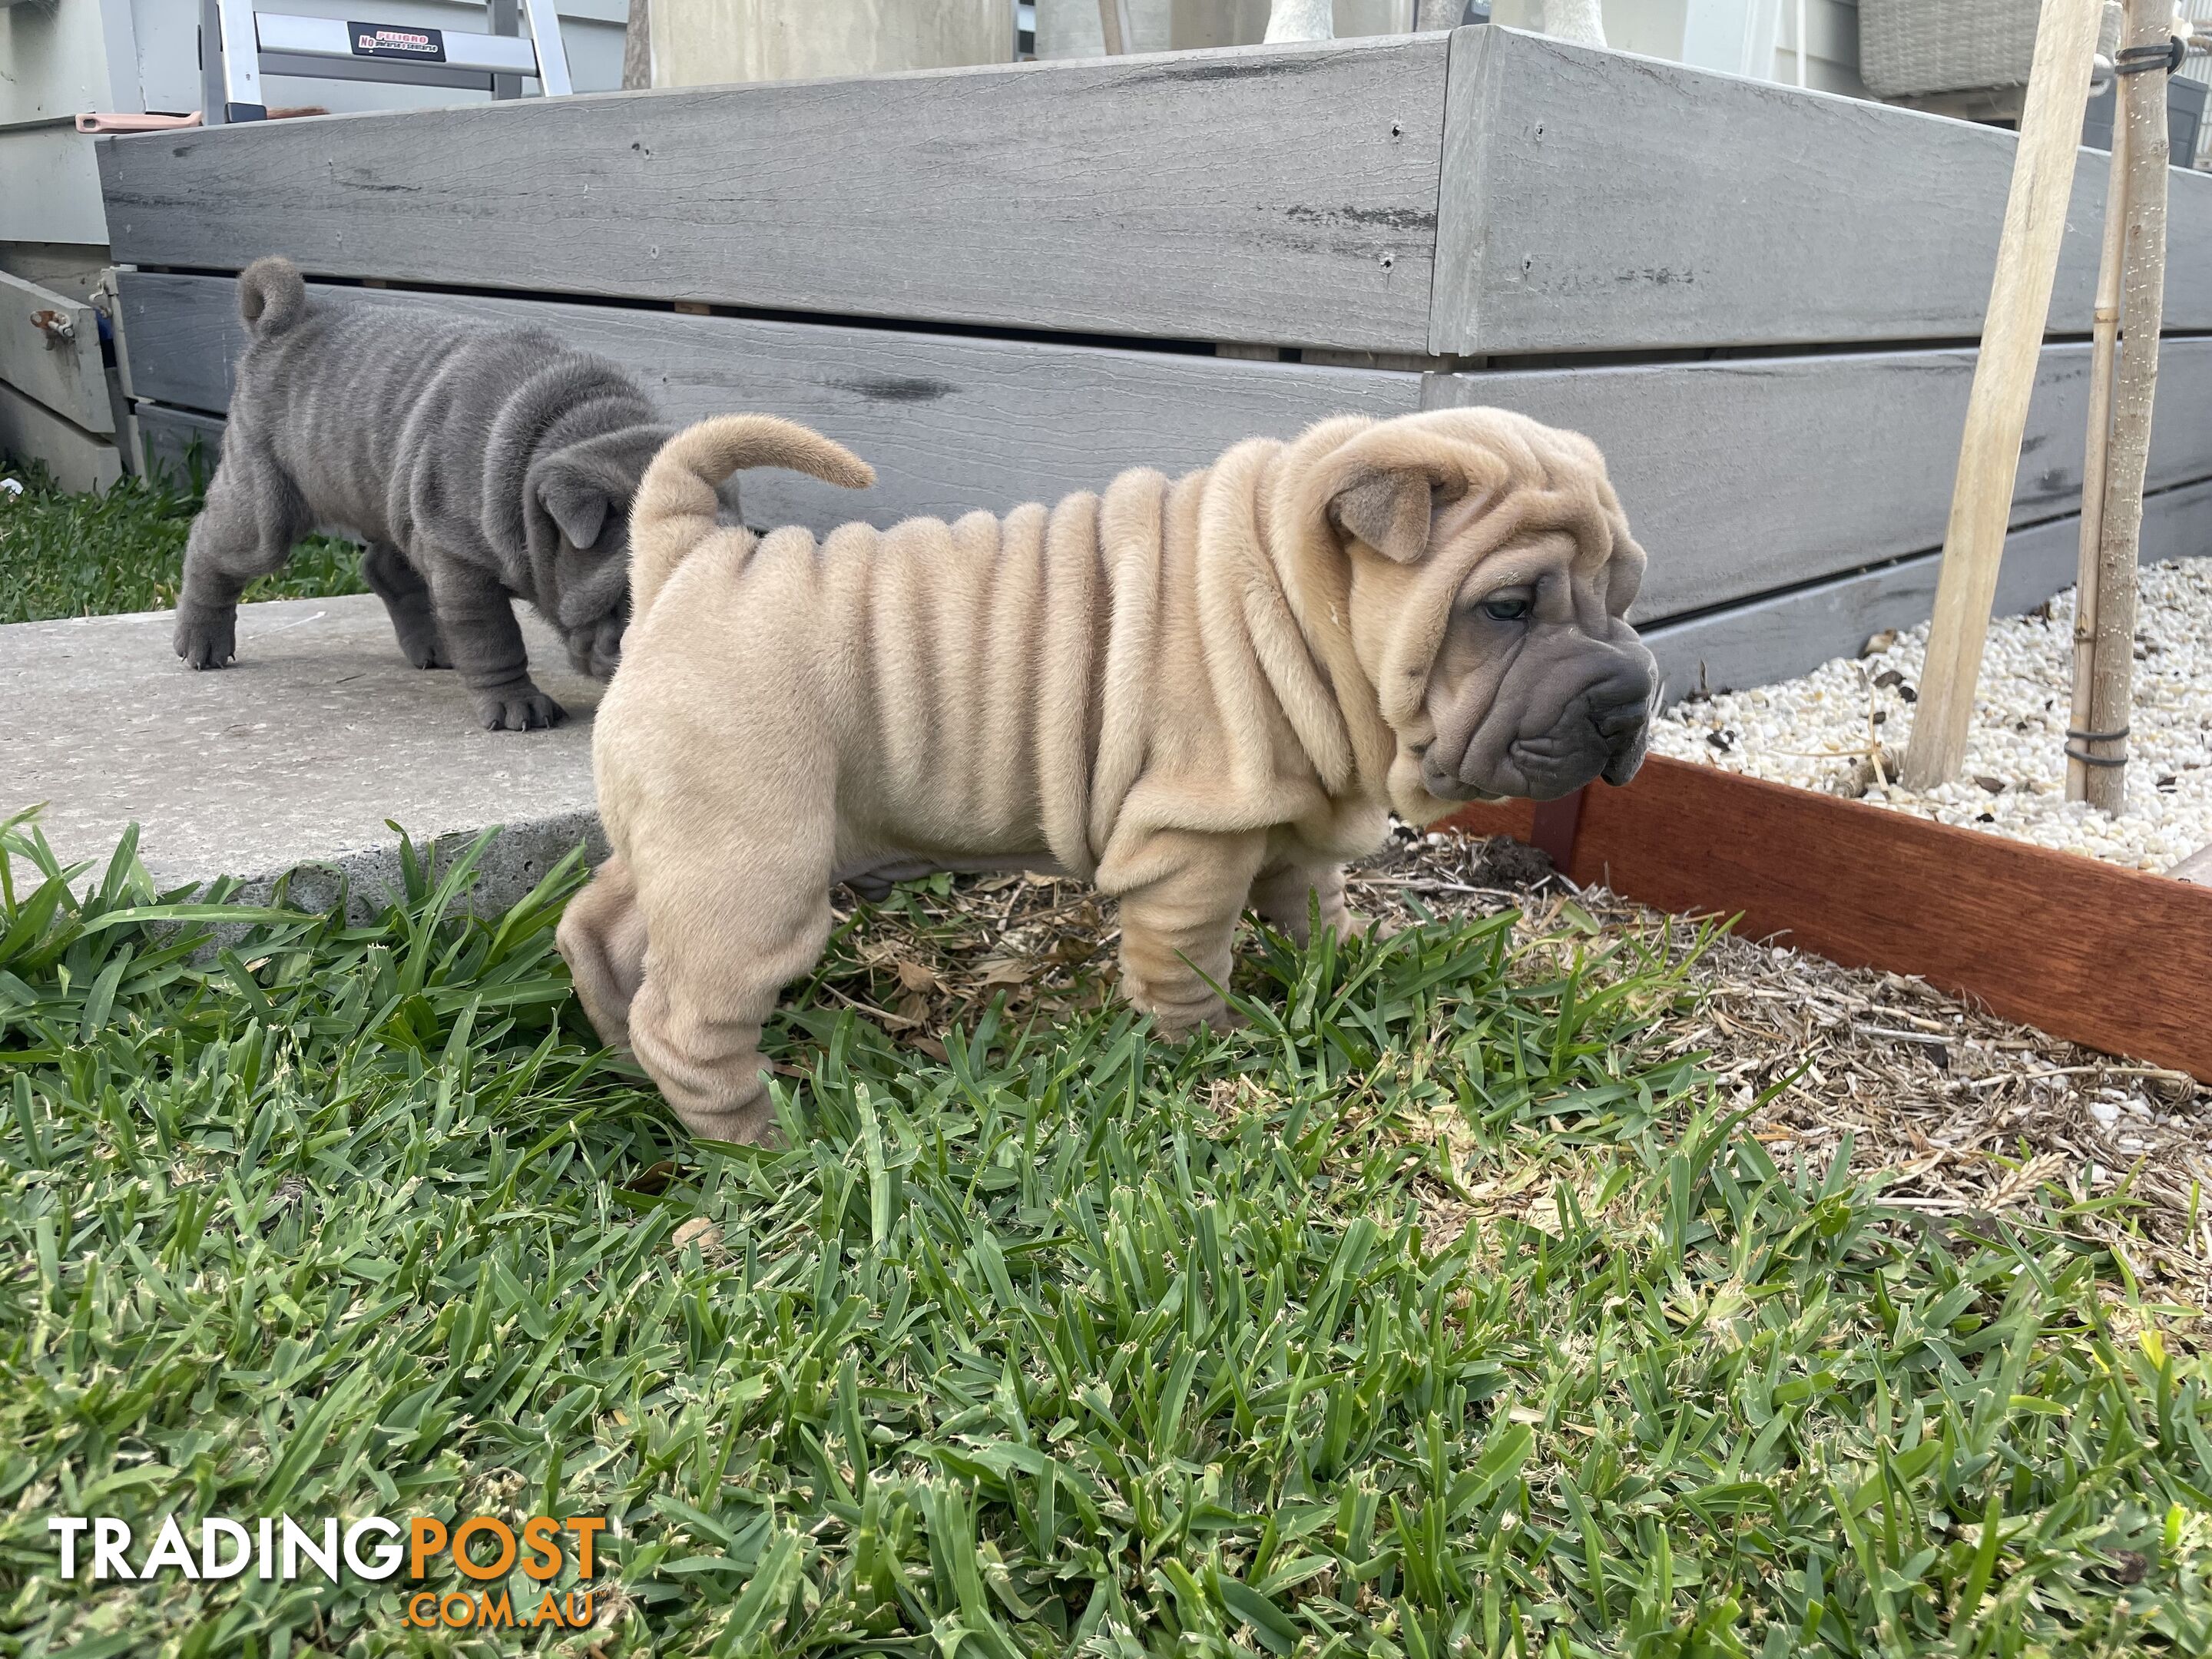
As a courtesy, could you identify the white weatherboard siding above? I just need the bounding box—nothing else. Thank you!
[1,0,623,247]
[1035,0,1416,57]
[1489,0,1866,94]
[0,127,111,247]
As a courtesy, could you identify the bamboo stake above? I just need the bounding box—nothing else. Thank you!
[2081,0,2173,815]
[2067,99,2128,800]
[1901,0,2106,791]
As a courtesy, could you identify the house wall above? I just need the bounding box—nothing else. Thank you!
[644,0,1013,88]
[0,0,625,249]
[1035,0,1421,57]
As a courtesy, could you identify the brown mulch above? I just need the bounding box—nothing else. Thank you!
[817,828,2212,1312]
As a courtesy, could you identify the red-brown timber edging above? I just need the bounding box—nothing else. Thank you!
[1441,754,2212,1081]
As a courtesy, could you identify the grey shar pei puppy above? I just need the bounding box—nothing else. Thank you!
[173,257,672,729]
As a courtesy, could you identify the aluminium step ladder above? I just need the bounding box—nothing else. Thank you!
[200,0,572,124]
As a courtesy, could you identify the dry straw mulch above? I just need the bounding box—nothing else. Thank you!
[820,828,2212,1316]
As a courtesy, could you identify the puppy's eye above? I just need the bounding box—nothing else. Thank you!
[1480,596,1532,622]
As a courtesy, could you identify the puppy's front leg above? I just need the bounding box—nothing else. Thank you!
[1116,831,1269,1035]
[426,555,565,730]
[1248,858,1363,947]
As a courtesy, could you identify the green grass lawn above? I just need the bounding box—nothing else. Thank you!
[1,807,2207,1658]
[0,458,365,625]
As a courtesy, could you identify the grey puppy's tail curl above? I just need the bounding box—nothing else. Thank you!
[628,415,874,623]
[237,256,307,335]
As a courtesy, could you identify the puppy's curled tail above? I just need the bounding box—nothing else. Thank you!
[629,415,875,622]
[237,256,307,336]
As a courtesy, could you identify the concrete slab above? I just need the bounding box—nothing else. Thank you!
[3,594,606,913]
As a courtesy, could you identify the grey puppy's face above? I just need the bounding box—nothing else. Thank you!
[527,428,669,680]
[547,506,633,681]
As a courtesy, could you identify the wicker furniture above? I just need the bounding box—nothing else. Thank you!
[1859,0,2048,98]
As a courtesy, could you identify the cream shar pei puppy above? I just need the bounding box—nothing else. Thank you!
[558,408,1657,1141]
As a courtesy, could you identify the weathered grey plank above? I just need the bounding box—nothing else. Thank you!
[119,273,2212,614]
[0,382,123,495]
[1424,339,2212,622]
[134,402,225,485]
[115,273,1427,528]
[1644,477,2212,707]
[1430,27,2212,354]
[0,270,113,435]
[98,36,1449,353]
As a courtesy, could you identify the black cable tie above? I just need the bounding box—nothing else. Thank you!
[2113,35,2184,75]
[2065,747,2131,767]
[2065,725,2131,742]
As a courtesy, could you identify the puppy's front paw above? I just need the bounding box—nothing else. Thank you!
[1133,989,1244,1038]
[475,685,567,731]
[174,604,237,670]
[1341,909,1399,942]
[398,630,452,671]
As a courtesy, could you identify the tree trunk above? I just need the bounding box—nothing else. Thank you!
[2082,0,2173,815]
[2066,108,2128,800]
[1264,0,1334,41]
[1540,0,1605,47]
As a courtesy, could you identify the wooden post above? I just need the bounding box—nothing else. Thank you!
[2067,106,2128,802]
[2081,0,2173,815]
[1899,0,2105,791]
[621,0,651,88]
[1094,0,1133,53]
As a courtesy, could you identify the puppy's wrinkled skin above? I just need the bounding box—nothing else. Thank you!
[174,257,673,730]
[558,409,1656,1142]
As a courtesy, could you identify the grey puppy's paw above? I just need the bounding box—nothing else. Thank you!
[474,684,567,731]
[174,603,237,670]
[396,628,453,671]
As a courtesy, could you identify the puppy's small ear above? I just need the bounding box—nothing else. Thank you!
[538,465,611,551]
[1330,472,1434,562]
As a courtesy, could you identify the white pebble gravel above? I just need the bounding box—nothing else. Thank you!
[1651,558,2212,872]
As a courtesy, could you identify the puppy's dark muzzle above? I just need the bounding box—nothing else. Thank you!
[1505,661,1654,799]
[1594,695,1652,786]
[1430,636,1656,804]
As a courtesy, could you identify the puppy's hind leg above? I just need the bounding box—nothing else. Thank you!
[174,452,310,669]
[626,819,837,1145]
[361,541,449,669]
[556,853,648,1048]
